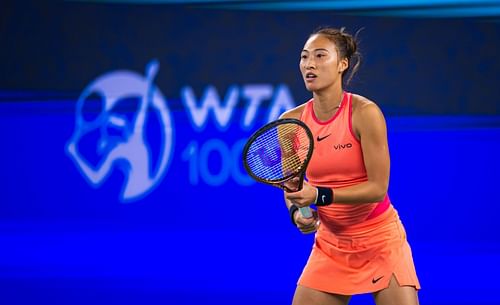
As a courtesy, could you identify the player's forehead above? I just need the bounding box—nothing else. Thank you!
[302,34,336,53]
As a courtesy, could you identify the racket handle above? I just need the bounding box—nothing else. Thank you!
[299,207,313,218]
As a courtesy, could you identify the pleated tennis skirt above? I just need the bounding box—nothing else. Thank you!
[298,205,420,295]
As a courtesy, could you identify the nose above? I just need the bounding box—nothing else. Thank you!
[303,57,316,70]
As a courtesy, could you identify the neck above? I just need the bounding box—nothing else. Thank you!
[312,86,344,120]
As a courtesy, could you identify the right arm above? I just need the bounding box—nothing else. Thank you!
[279,105,319,234]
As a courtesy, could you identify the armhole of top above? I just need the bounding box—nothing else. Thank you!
[282,100,310,121]
[348,93,361,144]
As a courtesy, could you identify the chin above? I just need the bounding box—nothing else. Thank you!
[305,84,320,92]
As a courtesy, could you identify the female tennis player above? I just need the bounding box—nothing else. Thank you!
[281,27,420,305]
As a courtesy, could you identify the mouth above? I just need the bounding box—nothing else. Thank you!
[305,72,317,81]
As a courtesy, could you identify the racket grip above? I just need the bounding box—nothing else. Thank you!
[299,207,313,218]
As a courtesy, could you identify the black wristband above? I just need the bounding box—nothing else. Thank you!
[315,187,333,206]
[289,204,299,226]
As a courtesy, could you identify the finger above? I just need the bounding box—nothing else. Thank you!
[295,216,315,226]
[285,190,308,201]
[299,225,317,234]
[297,217,320,232]
[300,224,316,232]
[315,219,321,228]
[289,201,307,209]
[285,197,309,208]
[284,191,301,200]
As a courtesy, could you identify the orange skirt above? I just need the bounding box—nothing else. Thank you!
[298,205,420,295]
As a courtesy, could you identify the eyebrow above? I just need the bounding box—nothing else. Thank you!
[301,48,330,53]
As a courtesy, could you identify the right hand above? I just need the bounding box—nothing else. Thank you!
[293,208,320,234]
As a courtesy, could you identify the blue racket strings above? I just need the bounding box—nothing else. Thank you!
[245,123,310,183]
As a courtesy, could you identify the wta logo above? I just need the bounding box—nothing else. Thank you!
[66,59,295,202]
[66,60,174,202]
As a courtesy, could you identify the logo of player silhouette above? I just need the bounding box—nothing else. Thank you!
[66,60,174,202]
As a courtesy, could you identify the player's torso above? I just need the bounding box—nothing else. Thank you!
[301,92,367,188]
[300,92,392,230]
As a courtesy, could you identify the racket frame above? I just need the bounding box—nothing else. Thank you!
[242,118,315,218]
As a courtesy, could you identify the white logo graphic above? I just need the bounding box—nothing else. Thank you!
[66,60,174,202]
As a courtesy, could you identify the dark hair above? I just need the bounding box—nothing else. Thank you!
[310,26,362,85]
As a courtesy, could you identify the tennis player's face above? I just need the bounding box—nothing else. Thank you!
[300,34,347,92]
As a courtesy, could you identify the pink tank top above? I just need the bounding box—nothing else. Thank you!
[300,92,390,229]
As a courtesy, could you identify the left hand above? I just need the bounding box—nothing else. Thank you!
[284,178,317,208]
[294,208,320,234]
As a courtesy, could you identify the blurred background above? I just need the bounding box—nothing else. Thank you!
[1,1,499,304]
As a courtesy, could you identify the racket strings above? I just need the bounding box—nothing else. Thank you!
[245,123,311,182]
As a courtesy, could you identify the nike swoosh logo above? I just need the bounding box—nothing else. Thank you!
[321,195,326,204]
[316,134,331,142]
[372,276,384,284]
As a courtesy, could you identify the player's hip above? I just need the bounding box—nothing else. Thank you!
[315,205,406,253]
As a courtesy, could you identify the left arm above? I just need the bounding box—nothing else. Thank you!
[332,101,390,203]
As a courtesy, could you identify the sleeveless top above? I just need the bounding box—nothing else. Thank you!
[300,92,390,230]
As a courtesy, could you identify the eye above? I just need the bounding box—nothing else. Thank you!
[316,53,325,58]
[300,54,308,59]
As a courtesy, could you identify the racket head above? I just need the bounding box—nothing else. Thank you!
[242,118,314,191]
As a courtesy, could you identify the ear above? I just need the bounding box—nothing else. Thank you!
[338,57,349,73]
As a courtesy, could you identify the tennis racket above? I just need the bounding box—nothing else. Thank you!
[242,118,314,218]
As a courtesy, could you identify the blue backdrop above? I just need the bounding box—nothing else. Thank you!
[1,1,500,304]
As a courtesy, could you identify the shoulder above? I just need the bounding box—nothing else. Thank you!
[279,101,309,120]
[351,94,387,137]
[351,93,385,121]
